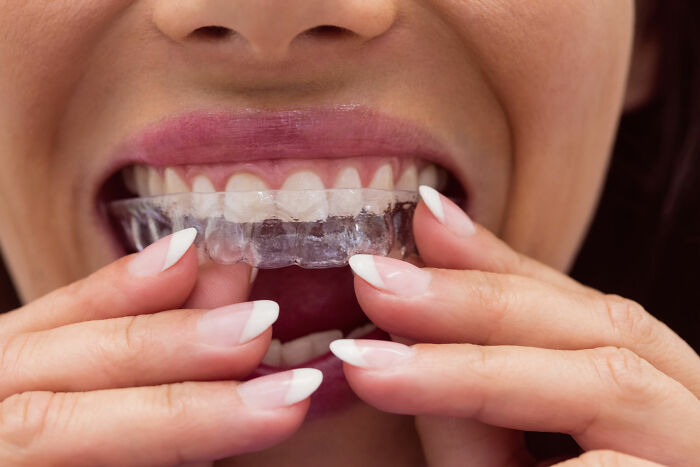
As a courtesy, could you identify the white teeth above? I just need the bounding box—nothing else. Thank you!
[147,168,164,196]
[134,165,151,197]
[224,173,273,222]
[262,339,282,366]
[277,171,329,222]
[333,167,362,188]
[263,329,344,368]
[368,164,394,190]
[280,334,315,367]
[124,160,428,214]
[346,323,377,339]
[395,166,418,192]
[329,167,363,217]
[309,329,343,356]
[191,175,219,216]
[192,175,216,193]
[225,172,267,192]
[367,164,394,213]
[418,165,439,189]
[163,168,189,194]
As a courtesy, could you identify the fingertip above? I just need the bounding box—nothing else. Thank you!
[128,228,199,277]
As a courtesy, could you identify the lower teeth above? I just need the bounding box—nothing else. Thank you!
[109,189,417,269]
[262,324,377,367]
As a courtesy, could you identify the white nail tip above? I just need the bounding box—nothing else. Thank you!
[419,185,445,223]
[284,369,324,405]
[240,300,279,344]
[329,340,368,367]
[161,228,197,272]
[348,255,385,289]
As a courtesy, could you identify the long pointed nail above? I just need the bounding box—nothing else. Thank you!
[348,255,431,297]
[128,228,197,277]
[419,185,476,238]
[330,339,414,369]
[197,300,279,346]
[237,369,323,409]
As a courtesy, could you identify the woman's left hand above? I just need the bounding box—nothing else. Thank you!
[332,187,700,467]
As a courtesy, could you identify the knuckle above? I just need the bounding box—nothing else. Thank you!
[90,315,153,385]
[0,391,55,449]
[158,383,191,423]
[470,272,520,343]
[0,391,79,465]
[587,347,660,404]
[0,335,38,396]
[602,295,657,345]
[110,314,151,359]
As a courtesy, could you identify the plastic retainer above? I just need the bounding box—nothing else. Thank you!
[109,189,418,269]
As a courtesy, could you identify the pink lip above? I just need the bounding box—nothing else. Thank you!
[113,105,457,173]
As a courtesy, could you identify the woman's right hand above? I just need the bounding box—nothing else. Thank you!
[0,229,320,466]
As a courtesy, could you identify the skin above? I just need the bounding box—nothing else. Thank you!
[0,0,697,466]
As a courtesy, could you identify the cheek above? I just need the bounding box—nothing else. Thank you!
[0,1,133,299]
[433,0,635,269]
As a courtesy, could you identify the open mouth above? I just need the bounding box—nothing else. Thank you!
[98,108,466,409]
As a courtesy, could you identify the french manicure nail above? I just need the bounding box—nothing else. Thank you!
[197,300,279,346]
[128,228,197,277]
[419,185,476,238]
[330,339,414,369]
[348,255,431,297]
[237,369,323,409]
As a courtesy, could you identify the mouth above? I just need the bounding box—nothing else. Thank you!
[98,107,466,413]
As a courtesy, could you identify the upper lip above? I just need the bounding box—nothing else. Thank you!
[111,105,458,174]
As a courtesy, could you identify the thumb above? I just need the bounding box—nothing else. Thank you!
[416,416,531,467]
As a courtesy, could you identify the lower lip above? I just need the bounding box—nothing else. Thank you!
[247,327,390,418]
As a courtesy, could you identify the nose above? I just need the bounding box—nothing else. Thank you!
[153,0,398,60]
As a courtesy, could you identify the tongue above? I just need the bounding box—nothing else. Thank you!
[248,266,367,342]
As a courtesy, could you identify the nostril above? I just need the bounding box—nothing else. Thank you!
[190,25,234,40]
[302,25,352,39]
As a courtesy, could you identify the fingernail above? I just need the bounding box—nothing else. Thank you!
[348,255,431,297]
[197,300,279,346]
[330,339,414,369]
[419,185,476,237]
[237,369,323,409]
[128,228,197,277]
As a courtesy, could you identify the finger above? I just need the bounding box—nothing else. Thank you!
[0,369,322,466]
[349,255,700,395]
[0,229,200,335]
[414,186,586,293]
[0,301,278,398]
[552,451,664,467]
[184,262,254,309]
[331,340,700,467]
[415,416,530,467]
[404,335,530,467]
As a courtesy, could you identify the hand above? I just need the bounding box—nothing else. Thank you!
[333,187,700,466]
[0,229,321,466]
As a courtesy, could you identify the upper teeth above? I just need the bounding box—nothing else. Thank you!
[122,161,446,221]
[261,323,378,367]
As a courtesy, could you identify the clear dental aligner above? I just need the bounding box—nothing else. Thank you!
[109,189,418,269]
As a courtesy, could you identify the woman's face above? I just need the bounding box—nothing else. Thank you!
[0,0,633,301]
[0,1,634,462]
